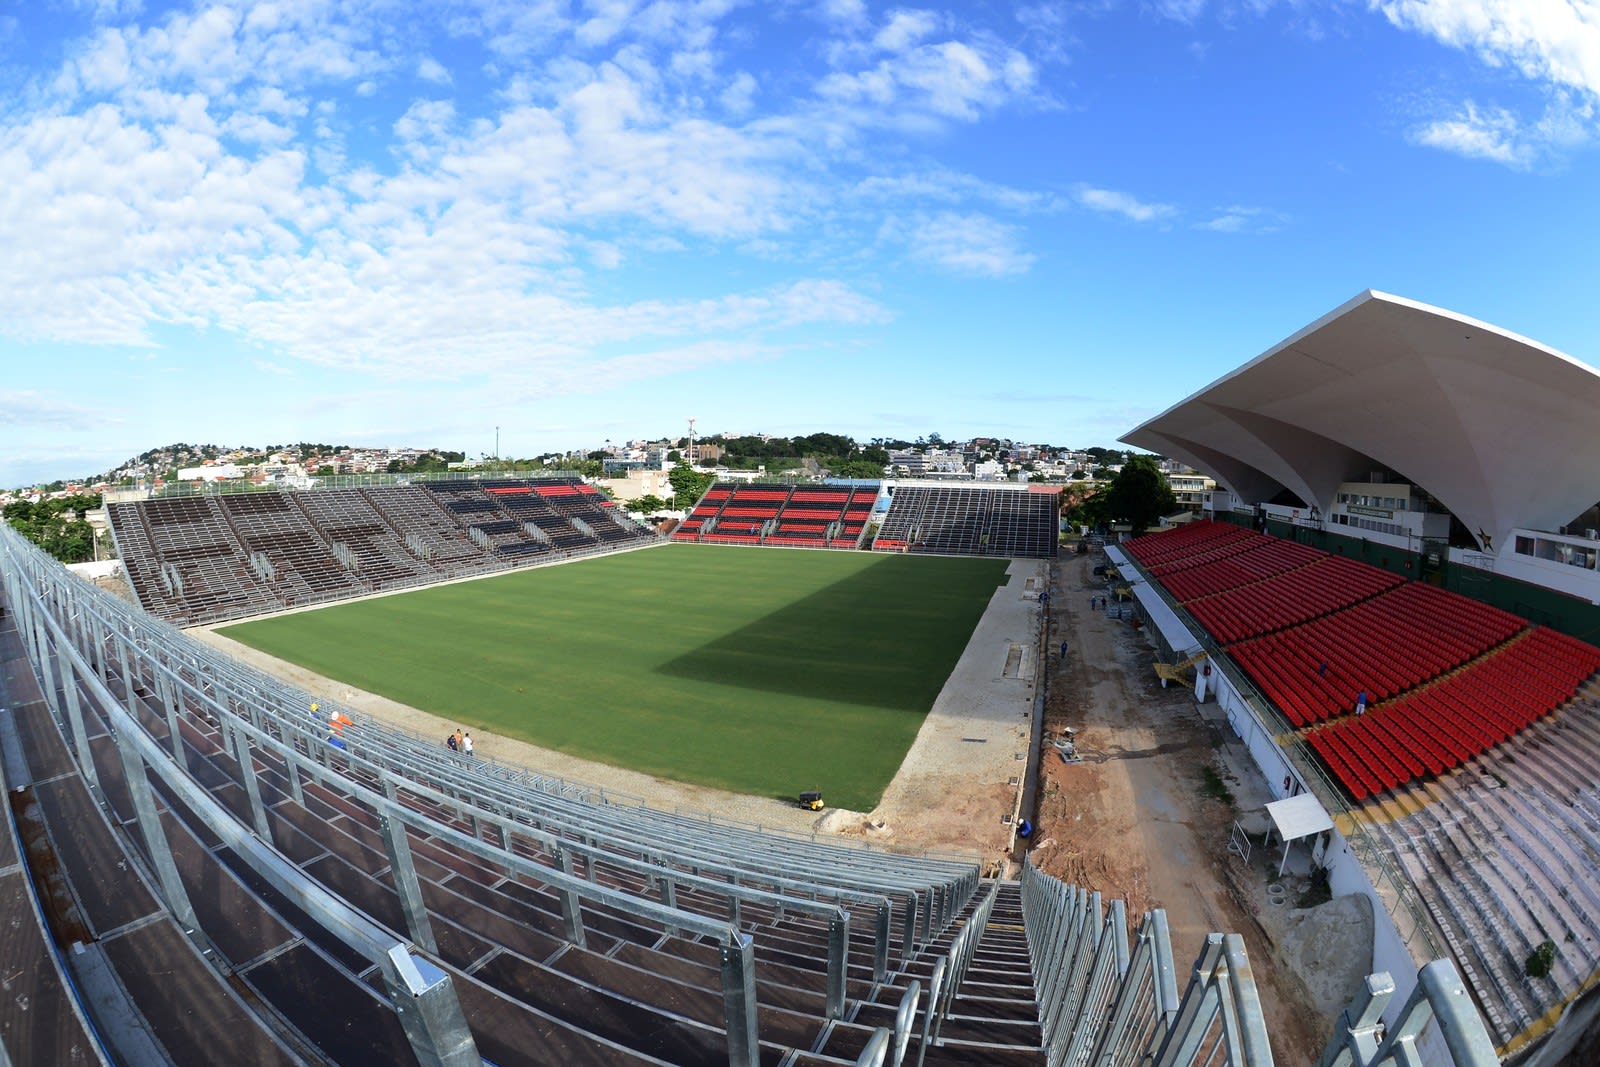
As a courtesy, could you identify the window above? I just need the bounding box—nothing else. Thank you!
[1514,533,1599,571]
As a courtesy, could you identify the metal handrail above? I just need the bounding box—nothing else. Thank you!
[3,538,483,1066]
[2,521,985,1065]
[1315,960,1498,1067]
[1021,858,1276,1067]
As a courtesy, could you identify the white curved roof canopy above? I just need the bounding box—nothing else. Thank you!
[1123,290,1600,552]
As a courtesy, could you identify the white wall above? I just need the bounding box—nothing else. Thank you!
[1205,659,1437,1046]
[66,559,123,581]
[1467,532,1600,605]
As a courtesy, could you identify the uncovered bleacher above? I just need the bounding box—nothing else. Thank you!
[108,478,658,627]
[871,486,1057,559]
[672,483,873,550]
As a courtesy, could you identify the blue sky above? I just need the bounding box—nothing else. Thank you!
[3,0,1599,486]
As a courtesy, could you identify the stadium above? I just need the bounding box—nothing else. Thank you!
[3,291,1597,1066]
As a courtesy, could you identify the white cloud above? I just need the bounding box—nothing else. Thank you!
[720,70,758,113]
[1074,185,1177,222]
[393,98,456,154]
[854,167,1057,211]
[1014,3,1080,66]
[816,0,869,28]
[71,0,145,21]
[1379,1,1600,163]
[62,2,389,101]
[224,111,295,145]
[1198,213,1248,232]
[0,389,106,428]
[875,9,941,53]
[417,56,452,85]
[903,212,1036,276]
[1409,100,1533,165]
[0,71,885,373]
[1409,90,1596,167]
[819,35,1037,122]
[1377,0,1600,99]
[1196,204,1287,233]
[587,240,624,268]
[577,0,641,47]
[1154,0,1207,24]
[0,100,313,344]
[1,0,1075,427]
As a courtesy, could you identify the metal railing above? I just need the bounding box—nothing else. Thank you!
[3,530,483,1066]
[0,522,990,1066]
[1316,960,1497,1067]
[1022,859,1216,1067]
[855,983,922,1067]
[1020,857,1471,1067]
[916,883,1000,1062]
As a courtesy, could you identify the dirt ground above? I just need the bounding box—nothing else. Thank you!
[1032,549,1326,1064]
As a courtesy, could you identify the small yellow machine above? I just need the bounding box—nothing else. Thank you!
[799,790,824,811]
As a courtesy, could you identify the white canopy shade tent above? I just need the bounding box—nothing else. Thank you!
[1263,792,1335,876]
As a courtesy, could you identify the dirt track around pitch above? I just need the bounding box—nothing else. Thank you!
[191,556,1046,859]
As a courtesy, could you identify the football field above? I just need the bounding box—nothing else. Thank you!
[219,544,1012,810]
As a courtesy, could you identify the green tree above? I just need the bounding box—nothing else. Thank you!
[631,494,670,513]
[3,494,102,563]
[668,464,715,508]
[386,452,453,474]
[1102,455,1177,534]
[859,445,890,465]
[834,458,887,479]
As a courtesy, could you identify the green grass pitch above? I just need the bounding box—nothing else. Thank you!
[219,544,1012,810]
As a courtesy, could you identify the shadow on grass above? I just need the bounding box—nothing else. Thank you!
[655,554,1010,709]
